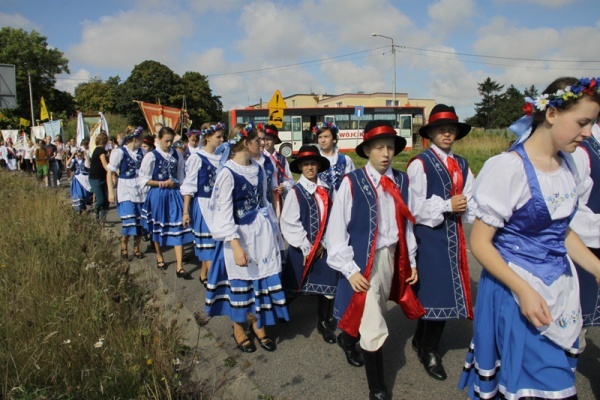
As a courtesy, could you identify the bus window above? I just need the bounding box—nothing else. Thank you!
[324,115,335,124]
[334,114,350,129]
[398,115,412,138]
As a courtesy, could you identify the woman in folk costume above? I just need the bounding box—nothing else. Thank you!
[107,126,145,260]
[406,104,477,381]
[184,128,202,161]
[459,77,600,400]
[280,145,338,344]
[259,123,294,214]
[570,120,600,340]
[181,123,225,287]
[326,121,423,400]
[250,125,278,205]
[66,148,93,213]
[315,122,355,194]
[205,123,289,353]
[140,126,194,279]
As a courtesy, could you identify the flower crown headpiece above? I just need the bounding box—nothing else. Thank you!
[228,122,254,145]
[312,121,339,135]
[509,77,599,149]
[187,129,201,137]
[256,123,265,132]
[124,126,143,143]
[524,77,599,115]
[201,122,226,137]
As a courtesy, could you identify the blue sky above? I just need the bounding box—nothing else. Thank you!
[2,0,599,119]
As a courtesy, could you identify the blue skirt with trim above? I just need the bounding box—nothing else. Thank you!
[70,179,92,212]
[458,270,578,400]
[117,201,143,236]
[191,197,216,261]
[205,241,290,328]
[282,246,338,297]
[141,187,193,247]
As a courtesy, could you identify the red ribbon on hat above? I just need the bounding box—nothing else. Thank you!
[428,111,458,124]
[264,127,278,137]
[363,125,396,141]
[295,151,320,159]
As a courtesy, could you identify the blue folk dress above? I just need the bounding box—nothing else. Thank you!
[108,146,144,236]
[140,148,193,246]
[459,144,582,400]
[205,159,289,328]
[180,149,220,261]
[318,149,355,193]
[69,158,93,212]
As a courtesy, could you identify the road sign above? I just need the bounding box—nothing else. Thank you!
[267,90,286,109]
[268,108,284,128]
[354,106,364,117]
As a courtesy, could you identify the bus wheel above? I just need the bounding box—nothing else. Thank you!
[279,143,293,158]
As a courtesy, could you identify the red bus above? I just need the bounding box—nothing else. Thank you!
[229,106,424,157]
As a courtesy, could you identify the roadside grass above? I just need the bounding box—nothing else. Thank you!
[0,172,198,399]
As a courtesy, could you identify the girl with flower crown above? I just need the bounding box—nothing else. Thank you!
[140,126,194,278]
[181,122,225,286]
[205,123,289,353]
[459,77,600,400]
[315,122,355,193]
[66,147,93,214]
[107,126,145,260]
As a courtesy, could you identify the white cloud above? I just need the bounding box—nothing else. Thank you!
[187,0,245,13]
[0,12,41,31]
[68,10,193,69]
[428,0,475,34]
[55,68,92,95]
[496,0,580,8]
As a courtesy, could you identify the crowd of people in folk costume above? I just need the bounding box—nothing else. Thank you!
[4,76,600,400]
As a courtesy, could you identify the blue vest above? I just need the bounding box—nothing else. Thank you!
[494,144,577,285]
[195,152,217,199]
[151,149,179,181]
[72,159,89,176]
[273,152,288,183]
[292,183,332,242]
[225,166,264,225]
[319,153,346,191]
[333,168,408,321]
[580,136,600,214]
[412,148,470,319]
[118,147,143,179]
[262,156,275,204]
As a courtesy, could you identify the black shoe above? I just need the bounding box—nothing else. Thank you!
[176,269,193,280]
[256,336,277,352]
[418,350,447,381]
[234,333,256,353]
[316,320,336,344]
[337,334,363,367]
[369,392,389,400]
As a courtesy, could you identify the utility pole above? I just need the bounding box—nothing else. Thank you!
[371,33,396,106]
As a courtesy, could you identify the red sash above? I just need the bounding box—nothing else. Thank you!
[299,186,330,289]
[445,156,474,319]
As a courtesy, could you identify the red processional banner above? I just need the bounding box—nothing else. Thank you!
[136,101,182,133]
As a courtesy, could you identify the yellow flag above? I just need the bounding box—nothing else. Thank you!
[19,118,30,127]
[40,97,49,121]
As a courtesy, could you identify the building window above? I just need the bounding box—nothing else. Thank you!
[385,100,399,107]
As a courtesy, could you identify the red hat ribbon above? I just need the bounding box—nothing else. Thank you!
[264,127,278,137]
[296,150,320,159]
[363,125,396,141]
[428,111,458,124]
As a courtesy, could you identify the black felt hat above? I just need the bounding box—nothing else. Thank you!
[418,104,471,140]
[355,120,406,159]
[289,145,330,174]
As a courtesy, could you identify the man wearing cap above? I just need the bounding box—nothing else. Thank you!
[326,121,423,400]
[407,104,477,381]
[280,145,339,345]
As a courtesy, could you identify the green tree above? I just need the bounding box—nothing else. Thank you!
[74,76,121,114]
[524,85,538,99]
[0,28,70,126]
[472,77,504,129]
[493,85,525,128]
[117,61,182,126]
[177,71,223,127]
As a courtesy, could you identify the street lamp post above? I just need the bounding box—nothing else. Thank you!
[371,33,396,106]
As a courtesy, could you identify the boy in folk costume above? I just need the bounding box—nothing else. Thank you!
[406,104,477,381]
[260,124,294,214]
[326,121,424,400]
[280,145,338,344]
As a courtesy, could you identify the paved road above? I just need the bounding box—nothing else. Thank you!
[104,206,600,400]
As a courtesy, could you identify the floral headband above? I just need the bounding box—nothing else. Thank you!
[124,126,143,143]
[510,77,600,148]
[187,129,201,137]
[201,122,226,137]
[523,77,599,114]
[229,122,254,145]
[312,121,339,135]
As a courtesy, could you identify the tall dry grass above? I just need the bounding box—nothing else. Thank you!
[0,172,197,399]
